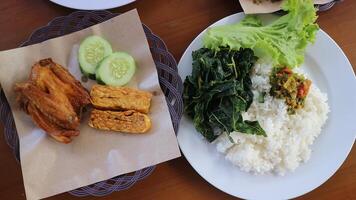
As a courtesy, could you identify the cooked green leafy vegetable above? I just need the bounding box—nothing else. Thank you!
[183,47,266,142]
[203,0,318,68]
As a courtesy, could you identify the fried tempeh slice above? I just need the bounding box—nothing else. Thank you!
[90,84,153,114]
[89,109,151,133]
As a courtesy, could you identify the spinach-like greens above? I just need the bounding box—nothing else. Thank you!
[183,47,266,142]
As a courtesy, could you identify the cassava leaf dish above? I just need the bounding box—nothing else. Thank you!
[183,47,266,142]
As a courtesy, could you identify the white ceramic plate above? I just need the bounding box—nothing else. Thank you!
[177,12,356,200]
[50,0,135,10]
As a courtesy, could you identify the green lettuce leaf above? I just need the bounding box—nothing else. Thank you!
[203,0,318,67]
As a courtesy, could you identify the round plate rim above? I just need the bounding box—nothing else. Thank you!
[49,0,136,10]
[177,12,356,200]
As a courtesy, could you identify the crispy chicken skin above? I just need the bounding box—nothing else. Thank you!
[15,83,79,130]
[15,58,90,143]
[89,109,151,133]
[30,58,91,114]
[27,103,79,144]
[90,84,153,114]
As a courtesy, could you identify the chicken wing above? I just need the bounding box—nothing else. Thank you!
[15,58,90,143]
[27,103,79,144]
[15,82,79,130]
[30,58,91,114]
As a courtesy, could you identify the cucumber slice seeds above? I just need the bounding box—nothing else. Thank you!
[96,52,136,86]
[79,36,112,77]
[78,35,136,86]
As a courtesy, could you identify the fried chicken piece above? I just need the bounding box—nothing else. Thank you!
[89,109,151,133]
[27,103,79,144]
[15,58,90,144]
[31,58,91,114]
[15,83,79,130]
[91,84,152,114]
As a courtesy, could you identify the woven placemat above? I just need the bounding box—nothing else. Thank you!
[0,10,183,197]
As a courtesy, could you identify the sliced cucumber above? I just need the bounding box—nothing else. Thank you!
[95,70,105,85]
[96,52,136,86]
[79,35,112,77]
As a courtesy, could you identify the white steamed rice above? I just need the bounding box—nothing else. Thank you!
[215,62,329,175]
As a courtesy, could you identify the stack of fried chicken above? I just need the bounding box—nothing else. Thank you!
[15,58,90,143]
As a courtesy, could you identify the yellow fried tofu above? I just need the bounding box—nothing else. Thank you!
[89,109,151,133]
[90,84,153,114]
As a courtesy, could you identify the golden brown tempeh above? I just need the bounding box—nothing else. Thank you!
[90,84,152,114]
[89,109,151,133]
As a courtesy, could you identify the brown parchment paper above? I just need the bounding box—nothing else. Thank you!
[239,0,334,14]
[0,9,180,200]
